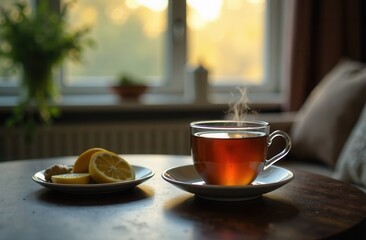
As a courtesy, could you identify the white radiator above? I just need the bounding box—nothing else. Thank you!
[1,121,191,161]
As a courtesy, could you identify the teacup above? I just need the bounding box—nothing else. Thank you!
[190,120,291,186]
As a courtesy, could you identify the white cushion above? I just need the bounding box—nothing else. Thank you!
[334,103,366,187]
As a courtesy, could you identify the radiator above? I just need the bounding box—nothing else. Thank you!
[1,121,191,161]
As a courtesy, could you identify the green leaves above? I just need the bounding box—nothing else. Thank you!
[0,1,94,68]
[0,1,94,142]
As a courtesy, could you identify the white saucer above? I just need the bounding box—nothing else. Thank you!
[162,165,294,201]
[32,165,154,194]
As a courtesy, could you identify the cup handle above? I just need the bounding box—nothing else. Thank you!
[263,130,292,170]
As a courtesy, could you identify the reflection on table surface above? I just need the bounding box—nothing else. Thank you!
[0,154,365,240]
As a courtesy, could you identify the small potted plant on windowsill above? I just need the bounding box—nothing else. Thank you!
[111,74,148,101]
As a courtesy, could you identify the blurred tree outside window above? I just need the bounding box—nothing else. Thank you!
[64,0,167,87]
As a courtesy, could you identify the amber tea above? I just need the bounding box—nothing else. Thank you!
[190,121,291,186]
[191,132,268,185]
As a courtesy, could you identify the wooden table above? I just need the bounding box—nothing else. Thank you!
[1,155,365,240]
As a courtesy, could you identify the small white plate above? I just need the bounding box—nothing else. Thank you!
[162,165,294,201]
[32,165,154,194]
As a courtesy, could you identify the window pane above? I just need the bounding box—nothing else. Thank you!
[187,0,265,86]
[64,0,168,87]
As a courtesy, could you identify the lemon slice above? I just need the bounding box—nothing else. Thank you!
[73,148,107,173]
[51,173,91,184]
[89,151,135,183]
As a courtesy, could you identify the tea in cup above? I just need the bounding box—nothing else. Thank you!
[190,120,291,186]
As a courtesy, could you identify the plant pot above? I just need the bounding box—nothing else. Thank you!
[21,65,59,121]
[110,85,148,101]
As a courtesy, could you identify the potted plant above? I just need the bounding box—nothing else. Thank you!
[111,74,148,101]
[0,1,94,141]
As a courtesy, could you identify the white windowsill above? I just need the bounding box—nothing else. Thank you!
[0,92,283,112]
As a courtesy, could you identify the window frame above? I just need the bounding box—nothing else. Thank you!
[0,0,285,103]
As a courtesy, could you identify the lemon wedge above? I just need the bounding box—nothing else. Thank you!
[89,151,135,183]
[51,173,91,184]
[73,147,107,173]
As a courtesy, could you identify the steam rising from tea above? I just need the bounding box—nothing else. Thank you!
[228,87,254,122]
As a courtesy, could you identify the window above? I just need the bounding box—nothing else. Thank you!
[64,0,167,88]
[0,0,284,101]
[188,0,265,85]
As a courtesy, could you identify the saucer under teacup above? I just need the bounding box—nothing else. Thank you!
[162,165,294,201]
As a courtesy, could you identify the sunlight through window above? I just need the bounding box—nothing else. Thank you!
[187,0,265,85]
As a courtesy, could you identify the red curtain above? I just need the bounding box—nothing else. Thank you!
[282,0,366,111]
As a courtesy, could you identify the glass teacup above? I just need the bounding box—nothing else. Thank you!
[190,120,291,186]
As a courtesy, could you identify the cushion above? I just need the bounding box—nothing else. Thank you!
[333,103,366,187]
[290,59,366,166]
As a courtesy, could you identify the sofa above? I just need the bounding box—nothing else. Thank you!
[260,59,366,192]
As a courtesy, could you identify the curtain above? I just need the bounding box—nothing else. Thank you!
[282,0,366,111]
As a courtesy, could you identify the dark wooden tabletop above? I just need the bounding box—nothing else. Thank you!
[0,155,365,240]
